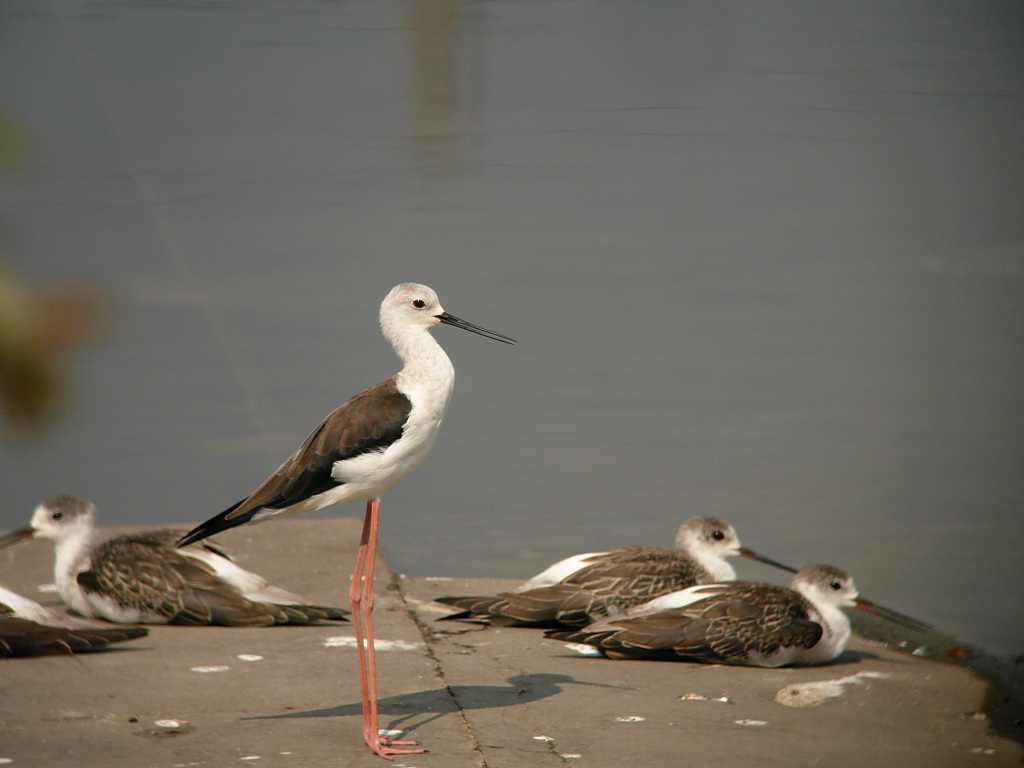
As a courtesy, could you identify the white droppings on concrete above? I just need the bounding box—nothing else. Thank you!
[560,754,582,759]
[971,747,996,755]
[405,598,453,614]
[379,729,405,738]
[424,576,454,582]
[614,716,645,722]
[190,665,230,673]
[237,654,263,662]
[533,735,554,742]
[155,719,190,728]
[913,646,929,656]
[324,636,423,651]
[37,583,58,593]
[679,693,732,704]
[735,719,768,727]
[240,756,261,761]
[775,671,891,708]
[564,642,603,657]
[0,758,13,764]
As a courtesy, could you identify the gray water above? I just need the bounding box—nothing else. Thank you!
[1,1,1022,659]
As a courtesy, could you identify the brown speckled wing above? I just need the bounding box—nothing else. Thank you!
[581,582,823,663]
[438,546,714,627]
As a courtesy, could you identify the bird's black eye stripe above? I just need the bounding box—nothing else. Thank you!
[413,299,426,308]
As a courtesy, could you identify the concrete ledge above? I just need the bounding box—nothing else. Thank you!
[1,520,1020,767]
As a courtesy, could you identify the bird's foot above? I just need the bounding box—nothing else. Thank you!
[364,728,425,760]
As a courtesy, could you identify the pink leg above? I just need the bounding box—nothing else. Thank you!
[348,504,372,742]
[349,499,423,759]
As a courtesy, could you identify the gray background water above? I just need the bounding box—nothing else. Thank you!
[1,1,1021,658]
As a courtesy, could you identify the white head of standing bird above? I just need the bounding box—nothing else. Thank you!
[177,282,516,759]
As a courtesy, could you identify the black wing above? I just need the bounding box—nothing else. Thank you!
[178,378,412,547]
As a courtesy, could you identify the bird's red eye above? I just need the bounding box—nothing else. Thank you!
[413,299,426,308]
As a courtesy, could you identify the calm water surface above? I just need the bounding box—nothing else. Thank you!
[0,2,1022,657]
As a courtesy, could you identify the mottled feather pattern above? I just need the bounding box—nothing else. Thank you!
[438,547,717,627]
[549,582,826,664]
[0,618,148,656]
[0,596,148,657]
[561,548,713,617]
[80,531,347,626]
[83,533,226,622]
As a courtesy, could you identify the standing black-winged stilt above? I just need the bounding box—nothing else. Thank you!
[436,516,782,627]
[0,496,349,626]
[177,283,515,759]
[546,564,928,666]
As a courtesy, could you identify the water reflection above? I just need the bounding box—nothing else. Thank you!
[407,0,478,175]
[0,2,1020,661]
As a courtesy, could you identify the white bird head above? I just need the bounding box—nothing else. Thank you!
[380,283,516,347]
[792,564,859,610]
[675,516,742,559]
[26,495,97,544]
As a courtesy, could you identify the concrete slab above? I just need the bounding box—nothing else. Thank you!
[1,520,1021,768]
[407,577,1024,768]
[0,519,476,768]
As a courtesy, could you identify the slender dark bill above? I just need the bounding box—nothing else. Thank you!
[740,546,932,632]
[437,312,517,345]
[855,597,933,633]
[739,546,799,574]
[0,527,35,549]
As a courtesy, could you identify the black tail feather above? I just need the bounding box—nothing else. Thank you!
[63,625,150,651]
[436,609,476,622]
[178,500,258,548]
[275,604,350,624]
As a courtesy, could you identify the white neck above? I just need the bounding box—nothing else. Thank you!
[393,329,456,417]
[389,325,451,373]
[698,552,736,582]
[686,539,738,582]
[52,526,98,610]
[806,602,853,662]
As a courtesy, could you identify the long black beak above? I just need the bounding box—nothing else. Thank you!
[854,596,933,633]
[0,527,36,549]
[739,546,799,573]
[740,546,932,632]
[437,312,517,345]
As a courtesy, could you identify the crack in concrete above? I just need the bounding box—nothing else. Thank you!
[393,575,490,768]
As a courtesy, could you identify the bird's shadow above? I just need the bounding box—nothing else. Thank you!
[838,648,877,662]
[246,672,628,736]
[546,647,881,667]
